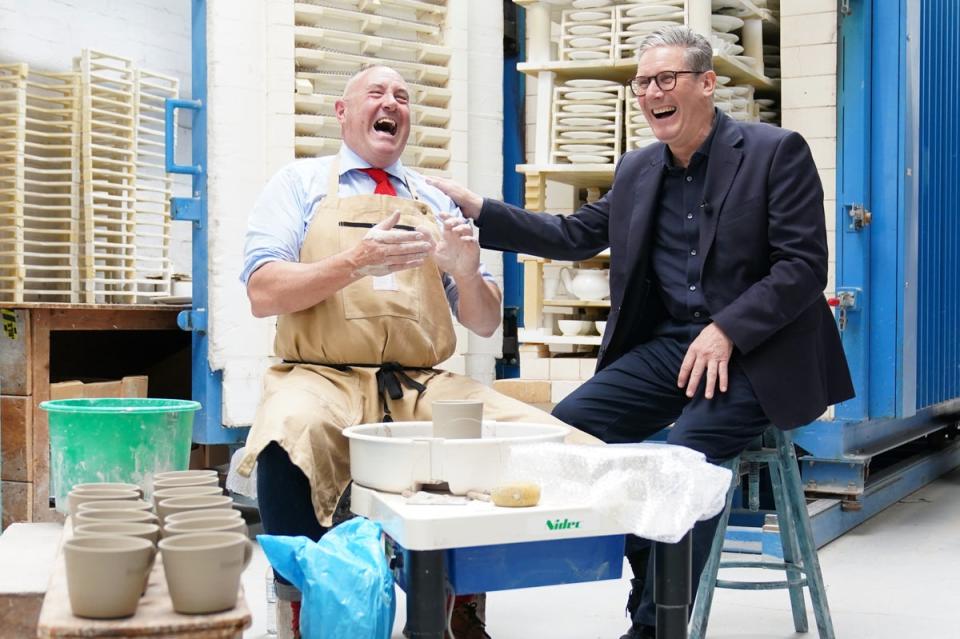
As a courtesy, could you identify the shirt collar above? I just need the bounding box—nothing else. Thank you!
[338,144,406,182]
[662,107,721,169]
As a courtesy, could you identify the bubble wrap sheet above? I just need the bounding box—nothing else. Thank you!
[503,443,733,543]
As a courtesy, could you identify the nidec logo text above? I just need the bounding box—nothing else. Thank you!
[546,518,581,531]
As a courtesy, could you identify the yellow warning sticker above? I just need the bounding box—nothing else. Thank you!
[2,309,17,339]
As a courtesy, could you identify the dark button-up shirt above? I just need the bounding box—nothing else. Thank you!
[651,111,720,331]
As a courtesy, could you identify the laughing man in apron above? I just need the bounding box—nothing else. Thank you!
[237,65,599,639]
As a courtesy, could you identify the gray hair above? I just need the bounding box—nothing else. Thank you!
[636,26,713,72]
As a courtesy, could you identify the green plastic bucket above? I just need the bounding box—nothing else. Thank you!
[39,398,201,514]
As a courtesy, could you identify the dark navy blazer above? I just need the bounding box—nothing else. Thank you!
[477,112,854,429]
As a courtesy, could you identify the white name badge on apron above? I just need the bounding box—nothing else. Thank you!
[372,273,400,291]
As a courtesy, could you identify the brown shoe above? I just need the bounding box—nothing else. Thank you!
[450,593,491,639]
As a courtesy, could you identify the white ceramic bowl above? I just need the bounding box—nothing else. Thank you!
[343,421,568,495]
[558,319,593,336]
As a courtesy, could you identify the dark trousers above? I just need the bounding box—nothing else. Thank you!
[552,322,770,627]
[257,442,329,586]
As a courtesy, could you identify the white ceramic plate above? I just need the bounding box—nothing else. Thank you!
[627,19,681,32]
[559,143,612,153]
[632,137,658,149]
[562,103,613,113]
[568,50,610,60]
[734,54,757,66]
[559,116,613,127]
[565,78,619,88]
[559,130,610,140]
[565,90,617,100]
[571,0,612,8]
[716,75,731,85]
[712,31,739,43]
[569,36,609,48]
[567,153,612,164]
[568,24,608,35]
[625,5,685,18]
[714,87,734,99]
[729,86,752,97]
[725,44,745,55]
[569,10,609,21]
[712,14,745,33]
[755,98,776,107]
[631,114,650,125]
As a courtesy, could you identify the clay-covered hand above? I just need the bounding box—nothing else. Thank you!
[425,176,484,220]
[677,322,734,400]
[349,210,435,278]
[433,212,481,279]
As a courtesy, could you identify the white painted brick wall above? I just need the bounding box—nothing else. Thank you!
[781,1,839,297]
[0,0,194,274]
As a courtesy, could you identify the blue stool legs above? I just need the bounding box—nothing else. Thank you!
[689,428,835,639]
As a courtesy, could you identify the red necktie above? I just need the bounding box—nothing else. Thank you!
[359,168,397,196]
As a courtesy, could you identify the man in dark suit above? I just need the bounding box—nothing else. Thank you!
[431,25,853,639]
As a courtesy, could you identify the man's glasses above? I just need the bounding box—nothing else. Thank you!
[629,70,704,97]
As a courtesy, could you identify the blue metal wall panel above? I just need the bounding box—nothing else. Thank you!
[917,0,960,408]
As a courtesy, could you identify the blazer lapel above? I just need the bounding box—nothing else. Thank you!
[623,154,664,282]
[699,114,744,261]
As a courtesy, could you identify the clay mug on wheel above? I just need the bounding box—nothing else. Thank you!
[431,399,483,439]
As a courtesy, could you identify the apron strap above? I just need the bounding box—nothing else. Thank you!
[281,360,431,423]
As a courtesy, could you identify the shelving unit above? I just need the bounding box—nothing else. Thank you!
[511,0,780,399]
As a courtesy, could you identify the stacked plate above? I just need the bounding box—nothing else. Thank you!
[625,94,659,151]
[715,79,758,122]
[559,6,616,63]
[614,1,685,60]
[551,80,622,164]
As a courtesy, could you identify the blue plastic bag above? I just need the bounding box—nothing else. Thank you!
[259,518,396,639]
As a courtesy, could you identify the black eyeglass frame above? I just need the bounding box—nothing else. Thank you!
[628,70,705,97]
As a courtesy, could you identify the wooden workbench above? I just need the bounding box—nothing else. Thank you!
[35,521,251,639]
[0,303,185,527]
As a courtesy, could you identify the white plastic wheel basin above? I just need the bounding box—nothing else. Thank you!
[343,421,568,495]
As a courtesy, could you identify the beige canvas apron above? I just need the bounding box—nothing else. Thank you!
[238,157,599,526]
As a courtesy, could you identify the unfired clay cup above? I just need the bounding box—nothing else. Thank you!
[67,488,140,516]
[74,522,162,546]
[152,485,222,507]
[163,515,248,538]
[153,475,219,490]
[72,482,143,497]
[164,508,243,526]
[154,469,218,481]
[431,399,483,439]
[156,495,234,523]
[64,535,155,618]
[74,509,159,527]
[77,498,153,515]
[159,532,252,614]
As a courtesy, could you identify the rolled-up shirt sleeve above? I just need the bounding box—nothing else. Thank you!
[240,166,308,285]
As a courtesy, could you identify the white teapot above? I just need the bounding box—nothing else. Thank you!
[559,268,610,301]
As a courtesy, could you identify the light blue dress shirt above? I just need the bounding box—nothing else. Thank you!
[241,145,494,316]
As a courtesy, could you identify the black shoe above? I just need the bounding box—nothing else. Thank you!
[624,578,643,619]
[618,624,655,639]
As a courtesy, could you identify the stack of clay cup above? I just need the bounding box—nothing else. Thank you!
[63,470,251,619]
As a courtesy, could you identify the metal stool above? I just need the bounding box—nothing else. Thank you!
[689,427,835,639]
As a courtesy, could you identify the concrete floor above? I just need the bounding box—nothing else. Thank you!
[241,466,960,639]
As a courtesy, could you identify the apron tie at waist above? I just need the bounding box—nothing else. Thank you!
[281,360,433,422]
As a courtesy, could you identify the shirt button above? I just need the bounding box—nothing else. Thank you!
[685,176,693,182]
[689,285,697,291]
[690,249,697,256]
[686,213,694,219]
[694,311,702,318]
